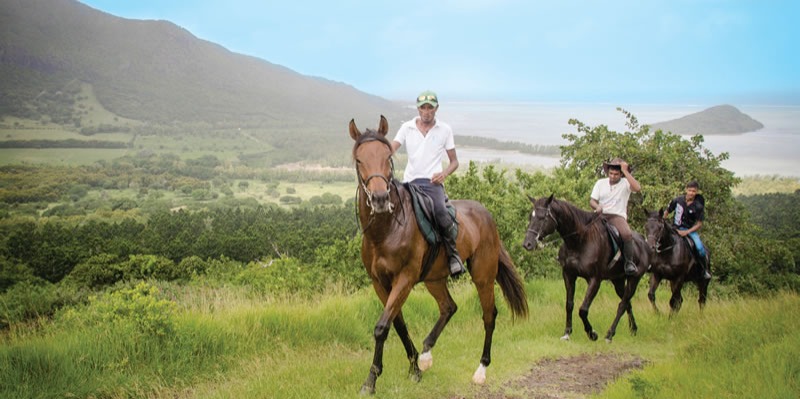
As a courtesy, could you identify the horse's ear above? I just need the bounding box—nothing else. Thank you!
[546,193,554,205]
[378,115,389,137]
[643,208,650,217]
[658,207,665,217]
[349,119,361,141]
[527,195,536,204]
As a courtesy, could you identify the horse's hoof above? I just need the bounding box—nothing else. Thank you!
[359,384,375,395]
[605,338,613,344]
[589,331,598,341]
[472,364,487,384]
[560,334,571,341]
[418,351,433,371]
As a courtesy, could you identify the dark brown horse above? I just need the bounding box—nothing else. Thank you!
[349,116,528,395]
[644,209,710,314]
[522,195,650,342]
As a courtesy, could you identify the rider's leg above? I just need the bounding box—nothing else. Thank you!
[413,180,465,278]
[688,231,711,279]
[610,216,638,276]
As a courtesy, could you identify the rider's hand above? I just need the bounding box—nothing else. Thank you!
[431,172,445,185]
[595,205,603,213]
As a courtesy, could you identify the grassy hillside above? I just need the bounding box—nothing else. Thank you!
[0,279,796,398]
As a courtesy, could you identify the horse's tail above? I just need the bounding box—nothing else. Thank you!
[496,243,529,319]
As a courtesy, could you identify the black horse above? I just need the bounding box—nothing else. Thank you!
[644,209,710,314]
[523,195,651,342]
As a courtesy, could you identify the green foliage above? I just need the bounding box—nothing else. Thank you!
[58,281,177,337]
[311,235,370,292]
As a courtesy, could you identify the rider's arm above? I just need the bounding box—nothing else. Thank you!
[390,141,401,155]
[590,197,602,213]
[620,162,641,193]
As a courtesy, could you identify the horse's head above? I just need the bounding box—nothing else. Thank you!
[522,194,558,250]
[643,208,667,251]
[350,115,394,214]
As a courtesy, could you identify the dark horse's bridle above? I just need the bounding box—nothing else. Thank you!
[648,219,675,253]
[527,205,559,243]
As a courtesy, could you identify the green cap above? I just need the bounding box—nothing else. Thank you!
[416,90,438,107]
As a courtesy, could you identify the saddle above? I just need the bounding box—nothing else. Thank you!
[405,183,458,246]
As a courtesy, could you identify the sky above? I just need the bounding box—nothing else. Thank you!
[78,0,800,105]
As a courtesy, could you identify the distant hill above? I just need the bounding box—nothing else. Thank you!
[648,105,764,135]
[0,0,409,128]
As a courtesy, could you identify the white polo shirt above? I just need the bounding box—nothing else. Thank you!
[393,117,455,182]
[590,177,632,219]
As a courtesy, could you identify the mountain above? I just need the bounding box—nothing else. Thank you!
[648,105,764,135]
[0,0,409,128]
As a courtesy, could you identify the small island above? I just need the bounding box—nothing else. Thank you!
[648,104,764,135]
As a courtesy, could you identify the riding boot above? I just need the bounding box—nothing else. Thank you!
[443,223,466,279]
[622,239,637,276]
[697,254,712,280]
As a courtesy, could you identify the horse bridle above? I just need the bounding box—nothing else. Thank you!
[353,139,406,233]
[527,205,559,242]
[649,219,674,253]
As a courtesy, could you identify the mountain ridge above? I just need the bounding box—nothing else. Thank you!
[0,0,409,127]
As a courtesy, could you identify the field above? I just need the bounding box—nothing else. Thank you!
[1,279,797,398]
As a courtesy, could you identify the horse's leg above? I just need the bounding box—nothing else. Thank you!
[419,279,458,372]
[697,278,710,310]
[668,278,685,316]
[605,276,641,342]
[611,278,638,335]
[562,270,578,340]
[647,273,662,314]
[361,274,415,395]
[578,277,601,341]
[470,270,500,384]
[392,311,421,382]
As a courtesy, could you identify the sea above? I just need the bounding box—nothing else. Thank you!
[434,102,800,177]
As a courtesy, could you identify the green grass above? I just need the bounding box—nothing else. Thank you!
[0,148,131,165]
[1,279,797,398]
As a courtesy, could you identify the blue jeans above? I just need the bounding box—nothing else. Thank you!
[410,178,453,231]
[679,228,706,257]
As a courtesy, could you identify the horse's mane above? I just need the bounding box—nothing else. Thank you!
[352,128,392,159]
[552,198,596,225]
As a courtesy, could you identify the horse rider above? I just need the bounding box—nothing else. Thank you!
[663,181,712,280]
[590,158,642,275]
[390,90,466,279]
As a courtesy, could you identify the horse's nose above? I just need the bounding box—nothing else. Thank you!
[522,238,535,251]
[371,190,391,213]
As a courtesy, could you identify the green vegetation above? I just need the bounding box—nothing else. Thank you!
[0,109,797,398]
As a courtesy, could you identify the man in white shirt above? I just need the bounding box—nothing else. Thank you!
[391,90,465,278]
[590,158,642,275]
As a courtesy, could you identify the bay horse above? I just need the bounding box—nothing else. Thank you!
[644,209,710,314]
[522,195,650,342]
[350,116,528,395]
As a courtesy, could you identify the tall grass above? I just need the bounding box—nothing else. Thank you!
[0,279,797,398]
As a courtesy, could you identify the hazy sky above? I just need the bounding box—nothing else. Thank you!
[79,0,799,104]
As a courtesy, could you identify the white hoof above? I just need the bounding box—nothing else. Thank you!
[418,351,433,371]
[560,334,571,341]
[605,338,613,344]
[472,364,487,384]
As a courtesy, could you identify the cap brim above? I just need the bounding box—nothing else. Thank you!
[417,100,438,107]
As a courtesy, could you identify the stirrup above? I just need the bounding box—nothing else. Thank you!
[449,257,466,278]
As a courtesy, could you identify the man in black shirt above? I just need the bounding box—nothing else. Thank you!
[663,181,711,280]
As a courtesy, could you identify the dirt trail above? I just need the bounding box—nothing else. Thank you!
[463,353,647,399]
